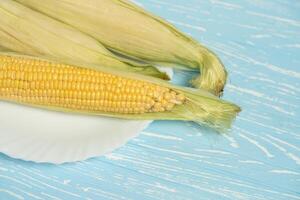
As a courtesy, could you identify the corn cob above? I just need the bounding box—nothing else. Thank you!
[0,0,168,80]
[0,55,182,114]
[0,53,240,132]
[16,0,227,96]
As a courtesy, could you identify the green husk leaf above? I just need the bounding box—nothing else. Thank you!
[0,0,169,80]
[0,52,240,132]
[16,0,227,95]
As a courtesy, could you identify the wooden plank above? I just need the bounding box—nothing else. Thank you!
[0,0,299,199]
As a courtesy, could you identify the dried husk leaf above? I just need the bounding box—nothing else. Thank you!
[16,0,227,95]
[0,0,168,80]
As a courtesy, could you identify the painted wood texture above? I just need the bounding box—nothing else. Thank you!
[0,0,299,199]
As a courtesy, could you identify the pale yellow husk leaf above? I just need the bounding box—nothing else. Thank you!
[16,0,227,95]
[0,0,168,80]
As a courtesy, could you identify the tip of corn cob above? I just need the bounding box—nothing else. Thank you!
[175,88,241,132]
[99,86,241,132]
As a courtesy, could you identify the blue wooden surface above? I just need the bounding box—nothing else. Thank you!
[1,0,300,199]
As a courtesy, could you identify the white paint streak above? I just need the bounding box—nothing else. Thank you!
[285,44,300,48]
[202,160,234,168]
[214,44,300,78]
[279,83,300,93]
[12,187,43,200]
[141,131,182,141]
[194,149,232,155]
[167,20,207,32]
[270,170,300,175]
[266,134,300,151]
[0,175,31,188]
[85,187,129,200]
[41,192,62,200]
[18,173,81,198]
[63,180,71,185]
[261,137,300,165]
[263,63,300,79]
[222,134,239,148]
[234,23,259,30]
[287,153,300,165]
[239,117,289,134]
[105,153,124,161]
[210,0,242,9]
[238,160,264,165]
[0,189,24,200]
[0,167,8,171]
[247,11,300,27]
[170,4,197,12]
[227,84,264,97]
[251,34,271,39]
[155,183,176,193]
[130,0,143,7]
[264,104,295,116]
[138,144,207,159]
[238,133,274,158]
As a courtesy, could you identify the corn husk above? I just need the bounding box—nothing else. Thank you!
[0,45,9,51]
[16,0,227,96]
[0,29,39,54]
[0,0,168,80]
[0,52,240,132]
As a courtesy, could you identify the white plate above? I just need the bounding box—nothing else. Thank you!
[0,67,173,164]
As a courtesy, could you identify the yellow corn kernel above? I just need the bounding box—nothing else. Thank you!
[0,55,185,114]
